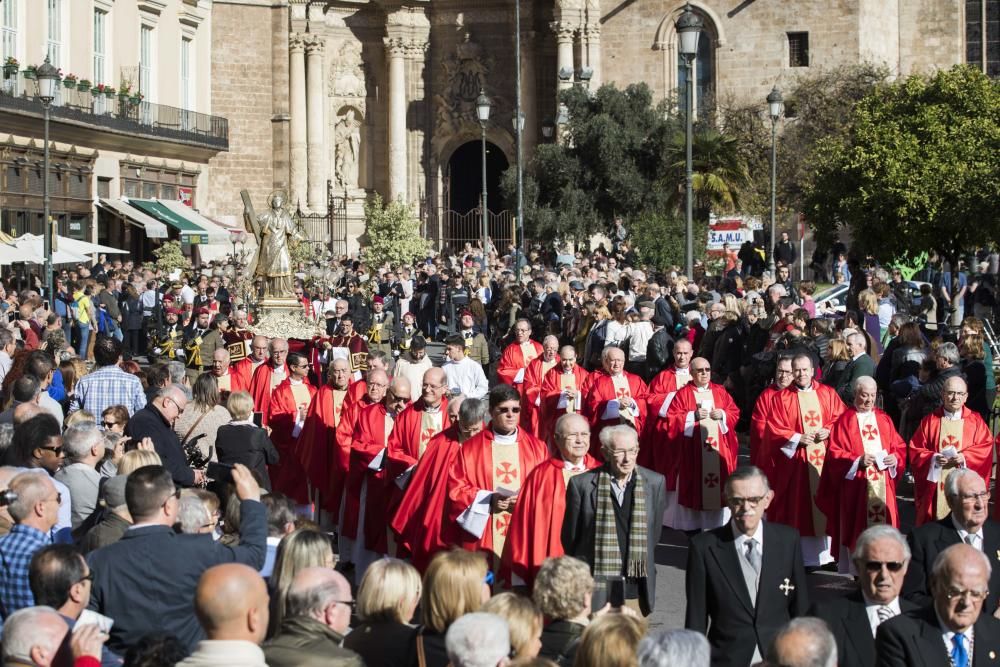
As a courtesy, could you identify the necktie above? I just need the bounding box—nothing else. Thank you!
[745,538,761,574]
[965,534,980,549]
[877,605,894,624]
[952,633,968,667]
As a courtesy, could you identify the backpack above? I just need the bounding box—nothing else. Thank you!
[96,306,115,336]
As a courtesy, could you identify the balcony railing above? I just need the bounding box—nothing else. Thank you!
[0,71,228,150]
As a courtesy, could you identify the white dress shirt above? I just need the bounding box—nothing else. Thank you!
[443,356,489,399]
[952,515,985,552]
[863,595,901,636]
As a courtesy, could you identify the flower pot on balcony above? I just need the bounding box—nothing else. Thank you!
[78,80,91,90]
[23,69,36,80]
[129,96,141,106]
[63,79,76,90]
[2,65,16,79]
[104,90,115,98]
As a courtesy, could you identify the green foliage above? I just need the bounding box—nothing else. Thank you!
[630,211,707,270]
[362,193,429,268]
[662,128,752,217]
[152,240,191,274]
[289,234,317,269]
[803,65,1000,266]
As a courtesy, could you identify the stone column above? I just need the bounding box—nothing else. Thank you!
[304,34,326,213]
[585,23,601,88]
[288,34,307,211]
[385,36,408,203]
[521,31,538,148]
[552,22,576,95]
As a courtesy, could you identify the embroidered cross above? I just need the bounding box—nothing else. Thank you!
[703,436,717,452]
[495,462,518,485]
[865,466,882,482]
[494,513,511,536]
[942,435,960,449]
[808,449,825,467]
[862,424,879,440]
[704,472,719,488]
[804,411,821,428]
[868,501,886,524]
[616,387,631,401]
[421,427,437,444]
[779,578,795,596]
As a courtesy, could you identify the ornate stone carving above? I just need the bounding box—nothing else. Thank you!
[334,108,361,189]
[433,33,495,138]
[384,36,408,58]
[584,22,601,39]
[288,33,307,53]
[329,40,366,100]
[303,33,325,55]
[550,21,577,42]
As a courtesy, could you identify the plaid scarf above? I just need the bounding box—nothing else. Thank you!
[594,467,648,579]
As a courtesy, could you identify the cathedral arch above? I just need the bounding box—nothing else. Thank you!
[652,2,723,116]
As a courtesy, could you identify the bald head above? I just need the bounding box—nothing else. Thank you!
[251,335,269,361]
[287,566,353,634]
[12,402,44,426]
[422,367,447,407]
[942,375,969,413]
[329,357,351,389]
[195,563,270,644]
[448,394,466,422]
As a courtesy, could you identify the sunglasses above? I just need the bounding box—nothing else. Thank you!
[496,407,521,414]
[38,445,63,456]
[101,421,117,429]
[863,560,905,573]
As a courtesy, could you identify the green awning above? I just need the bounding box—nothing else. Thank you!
[126,198,209,245]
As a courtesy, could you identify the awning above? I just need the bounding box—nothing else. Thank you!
[127,198,212,245]
[158,200,233,244]
[97,198,168,239]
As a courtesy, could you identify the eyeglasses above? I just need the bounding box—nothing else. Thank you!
[863,560,905,573]
[944,588,989,602]
[46,492,63,505]
[727,496,765,507]
[331,599,356,611]
[692,367,711,373]
[958,491,991,503]
[101,421,117,429]
[496,406,521,414]
[75,572,94,585]
[38,445,63,456]
[609,447,638,458]
[165,397,185,414]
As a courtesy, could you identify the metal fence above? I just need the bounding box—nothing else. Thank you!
[435,208,513,253]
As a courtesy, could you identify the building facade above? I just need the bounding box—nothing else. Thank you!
[0,0,230,262]
[209,0,990,254]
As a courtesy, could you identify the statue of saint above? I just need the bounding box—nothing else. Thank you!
[334,109,361,189]
[248,190,303,298]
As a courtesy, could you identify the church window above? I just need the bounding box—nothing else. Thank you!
[788,32,809,68]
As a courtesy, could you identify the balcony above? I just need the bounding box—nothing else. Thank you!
[0,70,228,157]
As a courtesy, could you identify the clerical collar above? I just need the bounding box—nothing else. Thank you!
[609,372,623,378]
[493,429,518,444]
[425,404,442,414]
[796,383,813,392]
[290,378,304,385]
[694,383,710,390]
[676,367,690,374]
[563,458,586,472]
[943,409,963,420]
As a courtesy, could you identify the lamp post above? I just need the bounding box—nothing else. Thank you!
[476,89,492,266]
[36,56,59,301]
[767,85,784,276]
[676,3,701,279]
[514,0,524,282]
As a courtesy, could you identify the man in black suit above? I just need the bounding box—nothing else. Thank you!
[903,468,1000,615]
[125,384,204,487]
[809,525,918,666]
[876,543,1000,666]
[836,332,877,403]
[562,424,667,616]
[685,465,809,667]
[87,463,266,654]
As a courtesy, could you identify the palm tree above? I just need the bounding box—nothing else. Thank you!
[662,127,752,218]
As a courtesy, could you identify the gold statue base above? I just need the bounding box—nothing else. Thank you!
[251,297,323,340]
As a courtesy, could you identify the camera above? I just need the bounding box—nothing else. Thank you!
[0,489,18,506]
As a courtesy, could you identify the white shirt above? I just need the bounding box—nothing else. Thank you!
[626,321,653,360]
[952,515,984,551]
[732,519,765,562]
[863,595,901,636]
[943,409,963,421]
[610,470,634,505]
[443,356,489,399]
[395,356,433,402]
[563,458,587,472]
[937,608,975,663]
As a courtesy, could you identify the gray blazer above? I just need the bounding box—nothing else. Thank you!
[561,464,666,615]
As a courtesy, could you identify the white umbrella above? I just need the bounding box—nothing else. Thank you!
[6,234,89,265]
[56,236,129,256]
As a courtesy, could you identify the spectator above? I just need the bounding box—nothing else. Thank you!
[912,341,963,418]
[268,527,335,636]
[264,567,363,667]
[0,472,59,623]
[344,558,420,666]
[86,463,266,654]
[0,465,18,535]
[0,328,15,387]
[4,414,72,541]
[482,593,543,660]
[99,405,128,435]
[958,333,990,421]
[417,549,492,667]
[445,612,511,667]
[767,617,837,667]
[116,449,161,476]
[215,391,279,491]
[80,475,130,554]
[0,375,42,424]
[637,629,710,667]
[24,351,62,428]
[167,361,192,400]
[125,384,204,488]
[533,556,594,665]
[571,613,645,667]
[68,337,146,419]
[54,423,106,530]
[0,605,69,667]
[175,564,270,667]
[177,489,221,536]
[122,632,188,667]
[259,493,298,579]
[822,338,852,391]
[173,374,229,465]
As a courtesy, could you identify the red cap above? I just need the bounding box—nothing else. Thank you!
[165,307,182,316]
[460,309,473,317]
[195,307,210,316]
[162,293,175,303]
[373,295,384,305]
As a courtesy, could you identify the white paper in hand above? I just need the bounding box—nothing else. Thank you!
[368,448,386,471]
[77,609,114,633]
[395,465,415,489]
[514,367,526,384]
[875,449,891,471]
[457,489,492,538]
[602,400,621,420]
[495,486,517,499]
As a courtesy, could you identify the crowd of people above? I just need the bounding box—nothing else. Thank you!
[0,239,998,667]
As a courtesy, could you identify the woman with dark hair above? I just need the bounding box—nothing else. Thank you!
[121,283,144,359]
[172,373,230,464]
[890,322,927,382]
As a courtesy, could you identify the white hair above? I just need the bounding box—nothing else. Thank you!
[944,468,982,500]
[767,617,837,667]
[852,525,911,563]
[1,606,65,662]
[62,422,106,461]
[176,493,212,534]
[445,612,511,667]
[638,629,710,667]
[598,424,638,451]
[852,375,877,394]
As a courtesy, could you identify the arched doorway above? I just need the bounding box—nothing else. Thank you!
[442,140,511,251]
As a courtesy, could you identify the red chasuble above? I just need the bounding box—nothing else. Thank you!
[666,382,740,511]
[640,367,692,485]
[446,429,548,563]
[213,370,249,402]
[295,383,351,515]
[386,398,450,480]
[817,407,906,556]
[342,401,394,553]
[267,378,316,503]
[231,357,262,390]
[750,384,782,476]
[519,355,560,439]
[909,407,993,526]
[496,340,543,386]
[500,454,599,588]
[581,370,649,458]
[390,425,464,572]
[764,383,845,537]
[539,365,591,445]
[249,362,289,425]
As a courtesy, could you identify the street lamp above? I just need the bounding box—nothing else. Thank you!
[541,119,555,141]
[767,85,784,275]
[36,56,59,302]
[476,89,491,265]
[676,3,701,279]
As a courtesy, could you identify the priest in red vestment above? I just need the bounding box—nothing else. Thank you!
[501,413,599,588]
[295,358,353,521]
[232,334,269,388]
[447,384,548,570]
[211,348,249,402]
[520,335,561,439]
[641,339,693,491]
[581,346,649,458]
[344,350,391,407]
[391,396,486,572]
[496,319,543,386]
[386,367,450,488]
[248,337,289,425]
[817,376,906,567]
[665,357,740,531]
[909,375,994,526]
[765,353,846,566]
[538,346,590,445]
[223,312,256,363]
[749,354,794,476]
[266,351,316,503]
[343,375,412,579]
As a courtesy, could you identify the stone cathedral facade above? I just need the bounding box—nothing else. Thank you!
[206,0,973,252]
